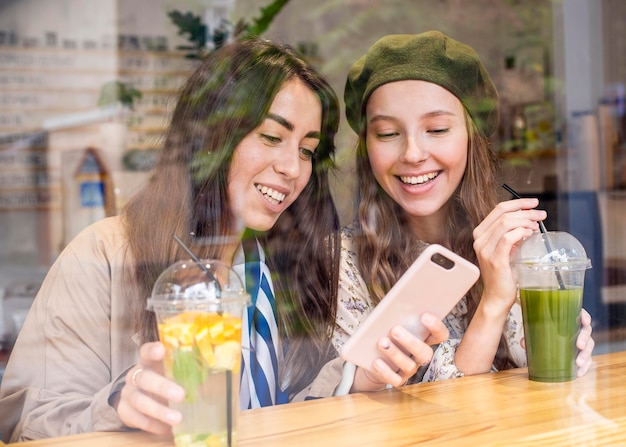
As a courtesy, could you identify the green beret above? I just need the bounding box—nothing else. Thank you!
[344,31,499,137]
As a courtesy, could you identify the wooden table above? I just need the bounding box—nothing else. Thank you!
[14,350,626,446]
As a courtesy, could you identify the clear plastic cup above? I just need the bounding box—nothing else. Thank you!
[147,259,250,447]
[512,231,591,382]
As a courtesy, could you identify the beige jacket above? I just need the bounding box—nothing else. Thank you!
[0,217,344,443]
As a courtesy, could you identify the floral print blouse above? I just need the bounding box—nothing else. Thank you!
[333,223,527,382]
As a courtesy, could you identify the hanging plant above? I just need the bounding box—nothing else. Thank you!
[168,0,291,59]
[97,80,142,110]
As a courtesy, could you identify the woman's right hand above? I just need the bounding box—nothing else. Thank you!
[350,312,449,393]
[456,197,545,376]
[472,197,546,314]
[116,342,185,435]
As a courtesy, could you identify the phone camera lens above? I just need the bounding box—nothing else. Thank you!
[431,253,455,270]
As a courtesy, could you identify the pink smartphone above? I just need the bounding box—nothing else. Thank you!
[340,244,480,370]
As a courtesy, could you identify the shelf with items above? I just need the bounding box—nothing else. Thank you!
[0,47,118,72]
[0,46,192,113]
[0,89,100,110]
[0,44,191,219]
[0,132,61,212]
[117,50,198,74]
[497,148,557,160]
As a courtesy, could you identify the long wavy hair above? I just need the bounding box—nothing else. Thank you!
[122,37,341,395]
[354,111,515,371]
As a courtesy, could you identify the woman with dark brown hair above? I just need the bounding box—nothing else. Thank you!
[333,31,594,392]
[0,37,350,442]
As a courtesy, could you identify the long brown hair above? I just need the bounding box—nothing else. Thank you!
[354,110,515,371]
[122,37,340,395]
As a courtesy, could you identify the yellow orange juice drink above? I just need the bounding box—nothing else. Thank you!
[148,260,250,447]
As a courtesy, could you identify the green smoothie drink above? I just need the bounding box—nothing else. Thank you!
[513,231,591,383]
[519,287,582,382]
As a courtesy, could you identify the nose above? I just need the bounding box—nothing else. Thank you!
[273,145,301,179]
[402,136,427,163]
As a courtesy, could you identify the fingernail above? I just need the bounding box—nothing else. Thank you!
[373,359,385,371]
[168,386,184,401]
[151,343,164,357]
[422,314,435,325]
[165,410,182,424]
[380,338,390,350]
[390,326,403,339]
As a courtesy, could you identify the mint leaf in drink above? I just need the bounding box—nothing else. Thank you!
[172,345,207,402]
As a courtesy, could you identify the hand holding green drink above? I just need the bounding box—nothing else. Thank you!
[502,184,592,382]
[513,230,591,382]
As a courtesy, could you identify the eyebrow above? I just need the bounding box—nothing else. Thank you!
[369,110,456,124]
[423,110,456,118]
[267,113,320,139]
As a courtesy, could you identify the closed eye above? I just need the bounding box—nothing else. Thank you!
[261,133,281,145]
[428,128,450,135]
[376,131,399,140]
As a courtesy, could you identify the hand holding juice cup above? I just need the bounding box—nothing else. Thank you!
[147,259,250,447]
[512,231,591,382]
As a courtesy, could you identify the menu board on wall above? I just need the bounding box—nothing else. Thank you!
[0,131,57,211]
[0,2,196,265]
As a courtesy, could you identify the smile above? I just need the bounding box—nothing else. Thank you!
[399,171,439,185]
[256,184,286,205]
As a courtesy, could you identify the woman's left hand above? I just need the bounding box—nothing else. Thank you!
[575,308,594,377]
[520,308,594,377]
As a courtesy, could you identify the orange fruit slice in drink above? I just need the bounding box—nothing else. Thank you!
[213,340,241,372]
[159,311,242,373]
[195,326,215,367]
[222,316,242,341]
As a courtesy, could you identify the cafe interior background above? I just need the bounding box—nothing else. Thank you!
[0,0,625,381]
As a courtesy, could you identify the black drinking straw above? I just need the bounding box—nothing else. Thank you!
[174,235,231,442]
[226,370,233,447]
[173,235,222,297]
[501,184,566,290]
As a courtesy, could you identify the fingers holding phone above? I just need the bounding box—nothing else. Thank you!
[420,312,450,345]
[352,334,421,391]
[385,314,449,373]
[341,245,476,393]
[341,244,477,376]
[352,314,449,392]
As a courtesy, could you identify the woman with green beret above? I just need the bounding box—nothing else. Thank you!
[333,31,595,392]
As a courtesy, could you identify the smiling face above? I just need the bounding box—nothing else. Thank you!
[228,78,322,234]
[365,80,468,232]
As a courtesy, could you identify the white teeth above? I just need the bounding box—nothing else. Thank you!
[256,184,285,204]
[400,171,438,185]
